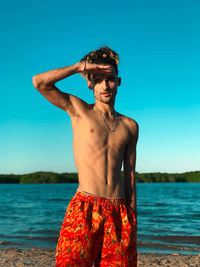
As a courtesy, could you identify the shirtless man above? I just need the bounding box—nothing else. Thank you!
[32,47,138,267]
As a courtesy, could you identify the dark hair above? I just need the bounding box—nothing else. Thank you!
[80,46,119,80]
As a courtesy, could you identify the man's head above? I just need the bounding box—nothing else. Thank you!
[80,47,121,105]
[80,46,119,81]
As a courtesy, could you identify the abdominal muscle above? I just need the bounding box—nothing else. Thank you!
[73,137,126,198]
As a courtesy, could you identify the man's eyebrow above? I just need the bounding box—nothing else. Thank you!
[93,73,116,81]
[94,78,101,82]
[93,76,102,80]
[107,74,116,79]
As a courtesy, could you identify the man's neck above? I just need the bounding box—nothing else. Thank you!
[94,102,116,118]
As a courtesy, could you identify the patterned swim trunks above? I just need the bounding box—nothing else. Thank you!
[56,190,137,267]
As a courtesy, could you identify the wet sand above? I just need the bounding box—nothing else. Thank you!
[0,248,200,266]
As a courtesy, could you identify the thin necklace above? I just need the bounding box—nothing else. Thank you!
[95,106,117,132]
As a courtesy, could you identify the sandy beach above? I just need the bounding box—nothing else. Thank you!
[0,248,199,267]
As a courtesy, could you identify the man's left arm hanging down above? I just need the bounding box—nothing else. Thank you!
[123,121,139,217]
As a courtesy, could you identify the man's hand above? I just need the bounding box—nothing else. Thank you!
[81,61,115,76]
[130,203,137,218]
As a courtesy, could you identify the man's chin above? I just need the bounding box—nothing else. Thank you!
[95,95,114,104]
[100,96,111,101]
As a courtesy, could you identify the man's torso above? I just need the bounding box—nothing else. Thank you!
[70,104,136,198]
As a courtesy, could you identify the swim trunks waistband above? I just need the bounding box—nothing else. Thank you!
[76,189,127,200]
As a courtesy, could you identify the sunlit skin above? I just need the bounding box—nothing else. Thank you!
[89,68,120,107]
[32,61,138,215]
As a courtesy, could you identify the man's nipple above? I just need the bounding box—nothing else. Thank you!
[90,128,94,133]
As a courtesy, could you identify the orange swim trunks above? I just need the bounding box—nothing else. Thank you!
[56,190,137,267]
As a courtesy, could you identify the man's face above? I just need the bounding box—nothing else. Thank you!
[89,66,121,104]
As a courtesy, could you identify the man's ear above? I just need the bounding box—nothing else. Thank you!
[87,80,93,90]
[117,77,121,86]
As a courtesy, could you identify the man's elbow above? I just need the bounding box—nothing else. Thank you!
[32,75,41,90]
[32,75,47,91]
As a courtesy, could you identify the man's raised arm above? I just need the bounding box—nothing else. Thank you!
[32,62,88,116]
[32,61,114,116]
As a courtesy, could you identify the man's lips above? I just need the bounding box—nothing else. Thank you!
[101,92,110,96]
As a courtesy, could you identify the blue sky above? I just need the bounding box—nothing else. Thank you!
[1,0,200,174]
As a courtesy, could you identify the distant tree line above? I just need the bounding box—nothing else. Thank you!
[0,172,78,184]
[0,171,200,184]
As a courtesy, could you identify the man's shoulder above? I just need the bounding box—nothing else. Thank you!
[117,112,139,134]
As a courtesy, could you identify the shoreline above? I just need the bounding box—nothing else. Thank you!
[0,248,199,267]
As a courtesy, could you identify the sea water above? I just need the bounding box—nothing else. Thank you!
[0,183,199,254]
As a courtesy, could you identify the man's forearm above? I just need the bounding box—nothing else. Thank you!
[32,62,83,89]
[130,187,137,217]
[124,174,137,216]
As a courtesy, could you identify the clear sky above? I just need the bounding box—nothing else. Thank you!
[1,0,200,174]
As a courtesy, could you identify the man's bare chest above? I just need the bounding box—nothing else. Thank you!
[72,116,131,153]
